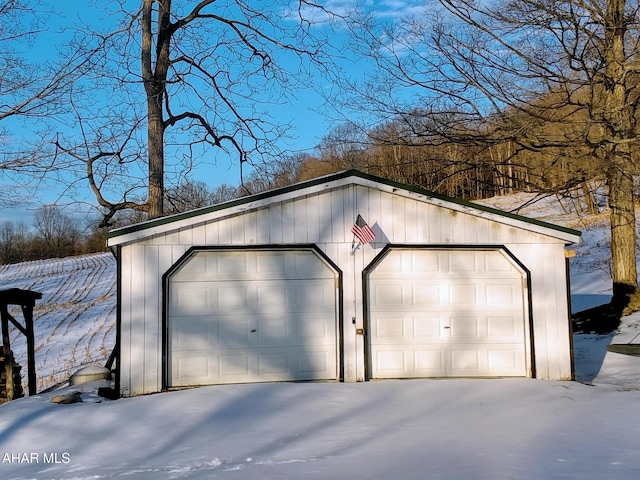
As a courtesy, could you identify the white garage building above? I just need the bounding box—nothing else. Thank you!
[107,170,581,397]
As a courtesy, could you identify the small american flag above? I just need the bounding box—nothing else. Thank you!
[351,214,376,244]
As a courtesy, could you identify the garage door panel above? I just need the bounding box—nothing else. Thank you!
[298,349,334,376]
[257,319,289,343]
[373,315,447,341]
[257,352,289,376]
[372,284,405,307]
[488,347,525,372]
[170,316,222,349]
[218,254,249,278]
[373,316,406,339]
[256,252,287,277]
[449,316,480,338]
[485,283,521,306]
[369,249,528,378]
[218,285,249,308]
[487,316,523,340]
[256,284,287,307]
[485,253,517,273]
[375,349,407,376]
[219,353,251,378]
[374,347,447,378]
[449,348,481,374]
[449,251,478,272]
[170,284,212,316]
[293,252,335,278]
[412,284,443,305]
[449,346,525,377]
[373,282,445,308]
[411,251,441,273]
[216,318,253,345]
[294,280,335,308]
[297,314,335,343]
[173,351,216,385]
[449,285,478,305]
[414,316,447,337]
[168,249,338,387]
[415,349,446,375]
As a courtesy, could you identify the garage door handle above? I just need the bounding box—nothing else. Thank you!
[443,326,451,329]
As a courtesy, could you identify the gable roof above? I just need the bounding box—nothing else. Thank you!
[107,169,581,247]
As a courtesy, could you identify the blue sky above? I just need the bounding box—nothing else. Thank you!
[0,1,423,227]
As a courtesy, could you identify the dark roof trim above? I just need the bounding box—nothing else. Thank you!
[107,169,582,240]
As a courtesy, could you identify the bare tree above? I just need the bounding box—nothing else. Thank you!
[0,221,16,263]
[165,179,219,214]
[32,205,78,258]
[0,1,96,206]
[54,1,342,224]
[344,0,640,312]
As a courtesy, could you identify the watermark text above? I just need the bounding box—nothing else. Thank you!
[2,452,70,464]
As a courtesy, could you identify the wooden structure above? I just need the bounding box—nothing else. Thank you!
[107,170,581,397]
[0,288,42,400]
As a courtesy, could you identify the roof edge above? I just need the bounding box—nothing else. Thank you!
[107,170,355,241]
[107,169,581,242]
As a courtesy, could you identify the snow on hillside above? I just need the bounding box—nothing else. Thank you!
[0,253,116,392]
[477,191,616,312]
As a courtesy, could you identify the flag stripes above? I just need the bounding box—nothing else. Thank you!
[351,214,376,244]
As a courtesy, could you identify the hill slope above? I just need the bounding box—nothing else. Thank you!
[0,253,116,392]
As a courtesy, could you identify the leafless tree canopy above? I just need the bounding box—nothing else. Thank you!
[0,2,68,203]
[50,0,343,224]
[332,0,640,310]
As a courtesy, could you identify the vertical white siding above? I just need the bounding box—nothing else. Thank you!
[269,203,283,243]
[243,211,257,244]
[294,198,308,243]
[129,245,146,396]
[119,246,132,397]
[507,243,572,380]
[142,246,160,394]
[282,201,295,243]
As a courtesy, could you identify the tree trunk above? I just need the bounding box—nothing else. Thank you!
[603,0,639,312]
[142,0,172,219]
[607,152,638,310]
[147,99,165,219]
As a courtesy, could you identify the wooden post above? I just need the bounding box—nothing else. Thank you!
[22,305,36,396]
[1,304,14,402]
[0,289,42,401]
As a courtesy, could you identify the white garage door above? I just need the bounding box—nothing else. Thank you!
[168,249,338,387]
[368,249,528,378]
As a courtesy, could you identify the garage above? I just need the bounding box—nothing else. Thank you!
[367,248,530,379]
[108,170,580,396]
[166,248,340,387]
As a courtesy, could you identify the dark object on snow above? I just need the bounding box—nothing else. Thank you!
[51,391,83,404]
[97,387,120,400]
[0,288,42,402]
[572,303,622,334]
[607,344,640,357]
[69,366,112,386]
[0,347,24,404]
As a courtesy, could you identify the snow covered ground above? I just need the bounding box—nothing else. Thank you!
[1,376,640,479]
[2,195,640,479]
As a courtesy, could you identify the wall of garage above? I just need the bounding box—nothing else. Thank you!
[111,174,578,397]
